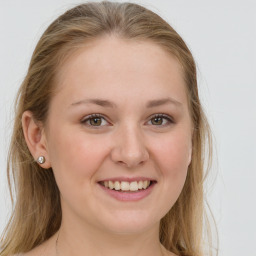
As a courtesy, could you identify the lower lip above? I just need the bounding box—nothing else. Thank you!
[98,183,155,201]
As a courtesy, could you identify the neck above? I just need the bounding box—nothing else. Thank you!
[56,218,166,256]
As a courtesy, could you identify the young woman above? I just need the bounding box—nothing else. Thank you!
[0,2,214,256]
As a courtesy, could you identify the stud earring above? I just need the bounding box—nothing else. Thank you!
[37,156,45,164]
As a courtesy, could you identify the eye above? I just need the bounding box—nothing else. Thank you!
[148,114,174,126]
[81,113,174,128]
[81,114,109,127]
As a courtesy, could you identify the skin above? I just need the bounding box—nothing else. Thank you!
[22,36,193,256]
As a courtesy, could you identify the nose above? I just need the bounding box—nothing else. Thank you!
[110,124,149,168]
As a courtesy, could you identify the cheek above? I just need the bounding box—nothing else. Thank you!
[154,130,191,183]
[47,129,107,187]
[146,129,192,218]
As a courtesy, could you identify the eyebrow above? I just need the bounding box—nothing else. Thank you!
[71,97,182,108]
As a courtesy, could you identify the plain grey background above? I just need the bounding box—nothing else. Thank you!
[0,0,255,255]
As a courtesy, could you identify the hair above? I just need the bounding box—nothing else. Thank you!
[0,1,215,256]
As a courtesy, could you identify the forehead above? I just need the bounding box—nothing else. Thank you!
[53,36,188,108]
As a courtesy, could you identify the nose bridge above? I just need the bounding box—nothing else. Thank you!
[111,121,149,168]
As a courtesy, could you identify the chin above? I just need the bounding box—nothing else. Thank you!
[96,210,160,235]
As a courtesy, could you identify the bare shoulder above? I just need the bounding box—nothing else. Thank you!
[18,233,57,256]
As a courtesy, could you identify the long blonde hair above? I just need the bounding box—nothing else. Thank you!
[0,2,214,256]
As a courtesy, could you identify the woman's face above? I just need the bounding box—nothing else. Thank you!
[44,36,192,234]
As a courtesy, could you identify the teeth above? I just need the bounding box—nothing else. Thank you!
[143,181,149,189]
[138,181,143,189]
[130,181,138,191]
[109,181,114,189]
[114,181,120,190]
[120,181,130,191]
[102,180,151,191]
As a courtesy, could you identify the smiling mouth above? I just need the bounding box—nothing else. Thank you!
[98,180,156,192]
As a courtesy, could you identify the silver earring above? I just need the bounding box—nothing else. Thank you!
[37,156,45,164]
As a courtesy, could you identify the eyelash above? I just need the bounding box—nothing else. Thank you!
[80,113,174,128]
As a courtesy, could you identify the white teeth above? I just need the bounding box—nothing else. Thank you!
[138,181,143,189]
[109,181,114,189]
[102,180,151,191]
[130,181,139,191]
[143,181,148,189]
[120,181,130,191]
[114,181,120,190]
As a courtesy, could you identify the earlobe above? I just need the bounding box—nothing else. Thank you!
[22,111,51,169]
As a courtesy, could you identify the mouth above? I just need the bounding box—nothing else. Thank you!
[98,180,157,192]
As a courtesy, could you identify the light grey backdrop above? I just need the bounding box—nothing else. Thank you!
[0,0,255,255]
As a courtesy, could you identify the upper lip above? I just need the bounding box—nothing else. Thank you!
[98,177,157,182]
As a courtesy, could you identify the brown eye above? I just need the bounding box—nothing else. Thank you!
[90,117,102,126]
[149,114,174,126]
[81,114,108,127]
[151,116,164,125]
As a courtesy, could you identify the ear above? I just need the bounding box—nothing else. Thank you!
[22,111,51,169]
